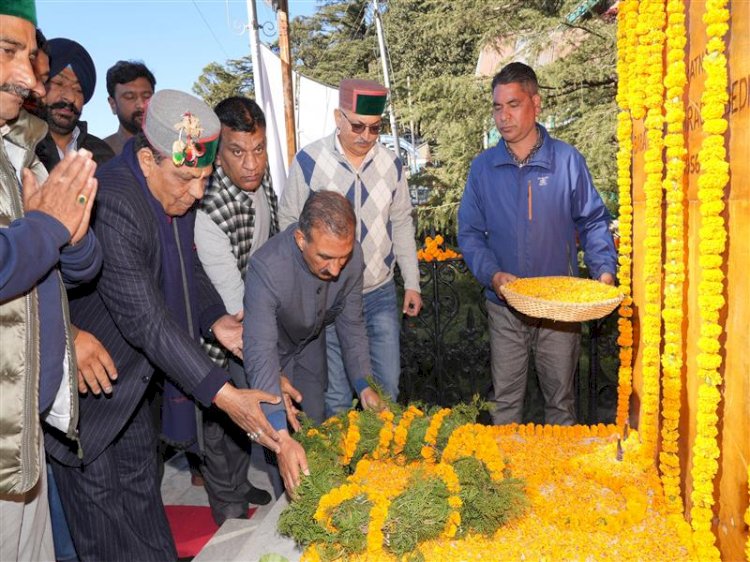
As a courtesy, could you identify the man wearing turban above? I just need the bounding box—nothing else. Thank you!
[35,37,114,171]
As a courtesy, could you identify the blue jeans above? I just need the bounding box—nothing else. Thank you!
[325,280,401,418]
[47,461,78,561]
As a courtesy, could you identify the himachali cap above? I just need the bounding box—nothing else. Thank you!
[0,0,37,25]
[47,38,97,104]
[339,79,388,116]
[143,89,220,169]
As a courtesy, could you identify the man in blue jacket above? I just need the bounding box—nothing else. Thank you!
[458,62,617,426]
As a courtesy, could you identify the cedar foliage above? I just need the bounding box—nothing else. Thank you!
[193,0,618,236]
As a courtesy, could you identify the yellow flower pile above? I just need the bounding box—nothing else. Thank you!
[504,276,621,304]
[301,422,694,561]
[416,234,460,262]
[286,403,527,561]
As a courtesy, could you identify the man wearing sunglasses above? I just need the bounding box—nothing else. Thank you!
[279,78,421,416]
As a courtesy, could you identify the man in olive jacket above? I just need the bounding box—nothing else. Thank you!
[0,2,101,559]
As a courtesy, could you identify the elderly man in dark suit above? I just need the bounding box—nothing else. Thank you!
[44,89,283,561]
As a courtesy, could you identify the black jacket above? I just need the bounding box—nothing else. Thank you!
[35,120,114,171]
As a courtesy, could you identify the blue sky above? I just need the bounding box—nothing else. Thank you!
[36,1,318,138]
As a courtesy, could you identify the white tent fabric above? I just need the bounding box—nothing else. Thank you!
[257,44,289,197]
[295,72,338,148]
[257,44,338,196]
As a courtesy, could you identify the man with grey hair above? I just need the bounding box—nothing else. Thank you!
[279,78,422,418]
[44,89,283,560]
[244,191,383,493]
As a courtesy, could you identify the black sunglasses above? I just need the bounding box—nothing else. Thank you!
[340,110,382,135]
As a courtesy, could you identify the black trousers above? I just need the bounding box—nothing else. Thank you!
[51,397,176,562]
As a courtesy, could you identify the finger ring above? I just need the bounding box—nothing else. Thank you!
[248,432,259,440]
[77,194,87,205]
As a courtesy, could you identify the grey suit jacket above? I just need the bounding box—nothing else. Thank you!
[45,149,229,465]
[243,225,372,430]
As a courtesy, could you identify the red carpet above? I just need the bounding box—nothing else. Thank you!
[165,505,256,559]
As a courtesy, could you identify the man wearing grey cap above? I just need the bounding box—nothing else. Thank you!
[35,37,114,171]
[44,89,283,560]
[279,78,422,417]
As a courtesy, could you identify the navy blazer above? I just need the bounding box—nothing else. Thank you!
[45,150,229,466]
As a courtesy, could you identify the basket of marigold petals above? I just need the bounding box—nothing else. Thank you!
[500,276,623,322]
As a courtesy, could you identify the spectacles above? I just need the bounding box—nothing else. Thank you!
[340,110,382,135]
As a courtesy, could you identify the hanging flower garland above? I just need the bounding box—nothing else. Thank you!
[688,0,729,559]
[615,0,638,430]
[659,0,688,516]
[635,0,667,458]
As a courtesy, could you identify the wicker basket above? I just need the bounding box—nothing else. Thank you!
[499,276,624,322]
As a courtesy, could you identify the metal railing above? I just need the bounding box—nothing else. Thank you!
[397,259,619,425]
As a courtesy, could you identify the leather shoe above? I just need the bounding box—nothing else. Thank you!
[244,484,272,505]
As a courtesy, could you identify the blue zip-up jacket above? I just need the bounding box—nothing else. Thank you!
[458,125,616,306]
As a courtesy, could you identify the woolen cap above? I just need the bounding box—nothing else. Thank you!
[339,79,388,116]
[0,0,37,25]
[143,89,220,168]
[47,38,96,104]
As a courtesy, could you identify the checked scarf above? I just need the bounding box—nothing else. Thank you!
[199,165,279,367]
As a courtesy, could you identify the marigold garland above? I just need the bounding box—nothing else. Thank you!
[614,0,637,429]
[341,410,361,465]
[634,0,667,460]
[391,405,423,456]
[442,424,505,482]
[420,407,450,462]
[372,410,394,460]
[687,2,729,559]
[430,462,463,538]
[314,482,364,533]
[658,0,688,517]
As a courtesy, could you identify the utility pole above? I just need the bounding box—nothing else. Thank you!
[276,0,297,165]
[372,0,400,158]
[407,75,415,172]
[245,0,263,109]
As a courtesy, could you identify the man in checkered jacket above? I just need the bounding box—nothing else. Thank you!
[194,96,283,524]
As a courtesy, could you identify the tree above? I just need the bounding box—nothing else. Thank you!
[382,0,619,237]
[192,0,619,237]
[290,0,379,86]
[193,56,254,108]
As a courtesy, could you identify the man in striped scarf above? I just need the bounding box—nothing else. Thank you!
[195,96,287,525]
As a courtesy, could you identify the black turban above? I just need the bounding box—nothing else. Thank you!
[47,38,96,104]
